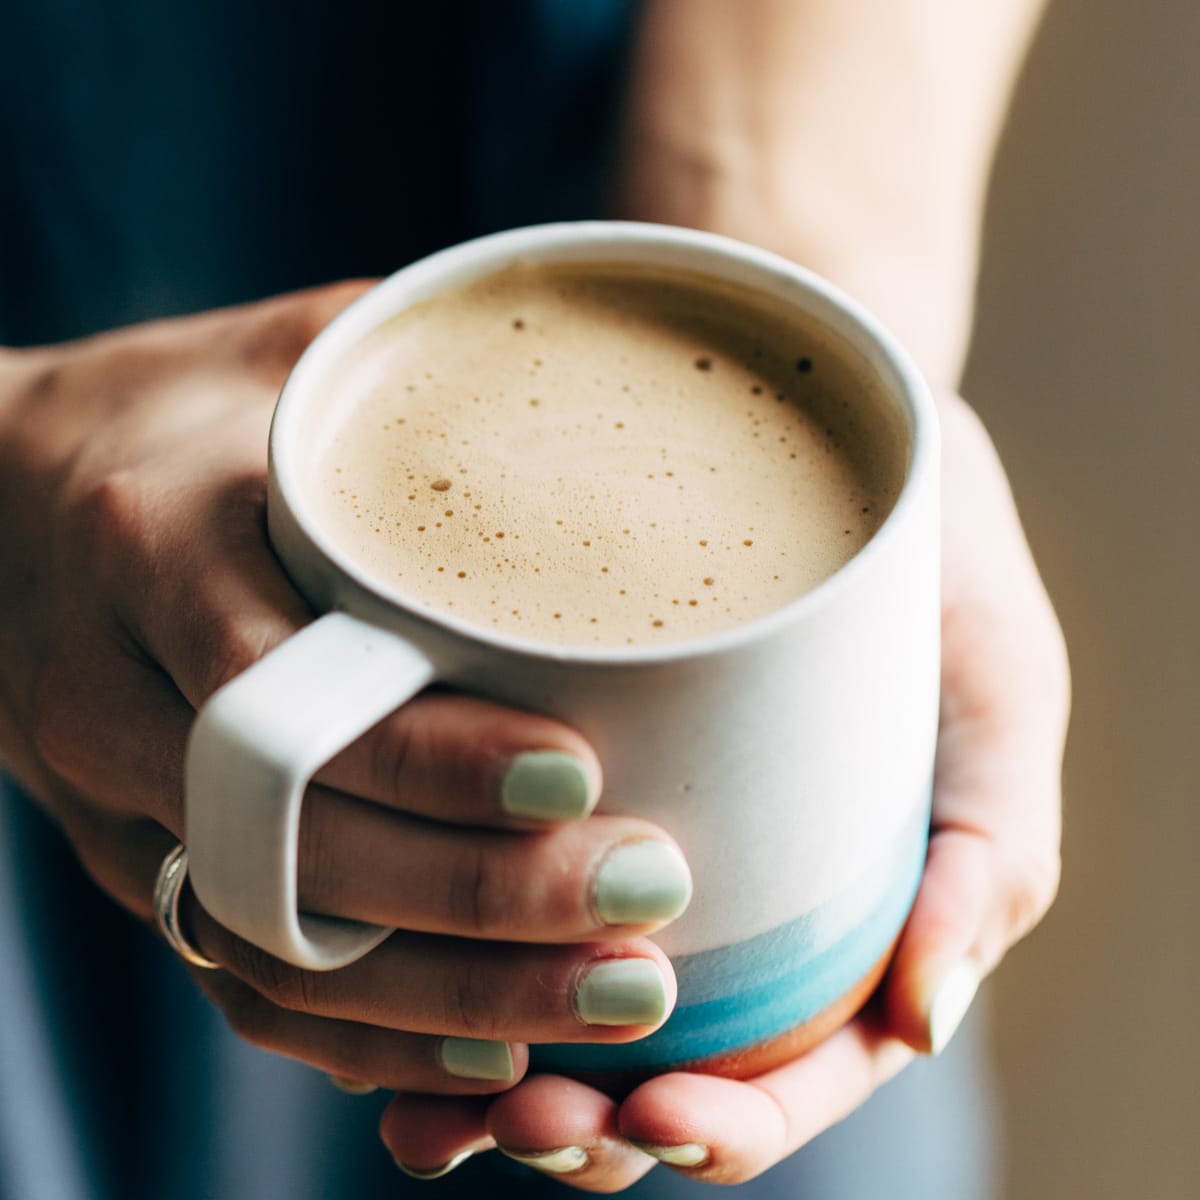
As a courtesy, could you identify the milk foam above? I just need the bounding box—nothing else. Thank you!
[308,263,906,647]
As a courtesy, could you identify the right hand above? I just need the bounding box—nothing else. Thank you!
[0,286,688,1096]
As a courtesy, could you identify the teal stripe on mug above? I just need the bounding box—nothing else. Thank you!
[531,798,929,1074]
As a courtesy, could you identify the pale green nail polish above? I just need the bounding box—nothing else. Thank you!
[500,751,594,821]
[630,1140,710,1168]
[440,1037,514,1081]
[395,1149,475,1179]
[595,840,692,926]
[575,959,669,1027]
[501,1145,589,1174]
[326,1073,376,1094]
[927,960,981,1055]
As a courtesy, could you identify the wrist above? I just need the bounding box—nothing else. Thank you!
[613,144,977,389]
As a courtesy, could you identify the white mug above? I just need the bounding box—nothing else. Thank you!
[186,222,940,1077]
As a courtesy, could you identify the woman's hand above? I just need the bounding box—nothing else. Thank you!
[376,392,1069,1187]
[0,286,692,1099]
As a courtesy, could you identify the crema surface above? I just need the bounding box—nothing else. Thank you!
[309,263,905,647]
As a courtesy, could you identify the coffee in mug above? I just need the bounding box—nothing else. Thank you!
[305,262,908,650]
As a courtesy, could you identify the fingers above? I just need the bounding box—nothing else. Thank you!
[379,1079,659,1192]
[489,1076,657,1192]
[876,693,1062,1056]
[378,1024,906,1192]
[880,577,1064,1052]
[185,901,678,1044]
[881,820,1060,1056]
[869,395,1067,1056]
[294,789,691,940]
[193,970,526,1095]
[315,690,604,828]
[379,1095,496,1179]
[616,1020,913,1185]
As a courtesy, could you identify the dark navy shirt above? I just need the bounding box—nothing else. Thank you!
[0,0,628,344]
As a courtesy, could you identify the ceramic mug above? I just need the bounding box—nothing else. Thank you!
[185,222,940,1078]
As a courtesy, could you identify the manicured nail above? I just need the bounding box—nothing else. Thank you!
[629,1140,710,1168]
[500,1145,589,1174]
[574,958,670,1027]
[326,1073,376,1094]
[594,840,693,926]
[500,751,595,822]
[394,1149,475,1179]
[440,1037,514,1081]
[927,960,981,1056]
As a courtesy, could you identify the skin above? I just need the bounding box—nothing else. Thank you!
[0,0,1067,1192]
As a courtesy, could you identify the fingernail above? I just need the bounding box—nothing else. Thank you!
[394,1149,475,1179]
[629,1140,710,1168]
[326,1073,376,1094]
[594,840,693,926]
[500,1145,589,1174]
[926,960,981,1056]
[440,1037,514,1081]
[575,958,670,1027]
[500,751,595,822]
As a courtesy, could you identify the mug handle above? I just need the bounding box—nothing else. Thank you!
[185,611,436,970]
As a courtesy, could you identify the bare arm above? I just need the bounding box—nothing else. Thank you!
[614,0,1047,385]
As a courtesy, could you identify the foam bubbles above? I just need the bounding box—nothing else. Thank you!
[312,263,903,647]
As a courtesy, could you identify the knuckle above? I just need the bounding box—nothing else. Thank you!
[199,612,280,695]
[370,713,417,803]
[296,796,341,911]
[441,959,502,1041]
[227,938,322,1014]
[448,844,513,939]
[72,472,149,580]
[28,361,64,400]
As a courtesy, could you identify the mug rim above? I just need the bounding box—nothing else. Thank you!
[269,220,938,666]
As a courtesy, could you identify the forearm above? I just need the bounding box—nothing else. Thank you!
[614,0,1047,386]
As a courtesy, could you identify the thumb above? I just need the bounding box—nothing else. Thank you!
[883,820,1061,1055]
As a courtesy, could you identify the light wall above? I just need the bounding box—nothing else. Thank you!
[965,1,1200,1196]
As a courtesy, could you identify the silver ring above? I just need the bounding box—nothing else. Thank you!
[153,844,221,969]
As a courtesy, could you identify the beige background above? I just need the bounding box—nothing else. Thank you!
[965,0,1200,1196]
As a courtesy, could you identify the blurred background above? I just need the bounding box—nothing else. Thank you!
[965,0,1199,1196]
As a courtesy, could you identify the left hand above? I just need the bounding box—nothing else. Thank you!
[376,391,1069,1188]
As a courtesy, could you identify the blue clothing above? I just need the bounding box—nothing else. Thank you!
[0,4,1000,1196]
[0,0,626,344]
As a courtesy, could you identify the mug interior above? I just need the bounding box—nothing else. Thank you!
[269,221,935,663]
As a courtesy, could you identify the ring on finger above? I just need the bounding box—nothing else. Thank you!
[153,843,221,970]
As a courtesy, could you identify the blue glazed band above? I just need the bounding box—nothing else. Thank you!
[532,797,930,1074]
